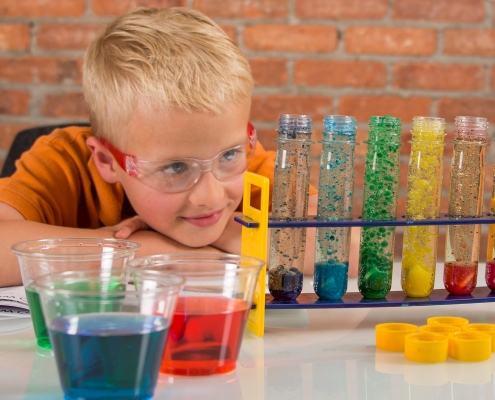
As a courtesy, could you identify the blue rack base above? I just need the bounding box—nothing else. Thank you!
[263,287,495,309]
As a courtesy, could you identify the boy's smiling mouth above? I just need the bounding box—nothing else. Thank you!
[182,209,224,227]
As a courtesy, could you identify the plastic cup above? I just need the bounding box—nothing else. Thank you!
[34,268,183,400]
[11,238,140,349]
[128,253,264,376]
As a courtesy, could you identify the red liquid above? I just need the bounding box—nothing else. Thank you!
[485,260,495,291]
[444,262,478,295]
[161,296,249,376]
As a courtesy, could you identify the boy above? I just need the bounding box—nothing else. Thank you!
[0,7,321,288]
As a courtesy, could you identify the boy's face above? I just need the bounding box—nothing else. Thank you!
[112,99,251,248]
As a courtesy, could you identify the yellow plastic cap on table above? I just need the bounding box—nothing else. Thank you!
[419,324,461,335]
[376,323,418,352]
[427,316,469,327]
[448,331,491,362]
[405,332,448,363]
[462,323,495,352]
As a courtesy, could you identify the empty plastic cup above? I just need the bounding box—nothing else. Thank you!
[34,268,183,400]
[11,238,140,349]
[128,253,264,376]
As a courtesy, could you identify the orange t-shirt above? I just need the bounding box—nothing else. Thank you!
[0,126,316,228]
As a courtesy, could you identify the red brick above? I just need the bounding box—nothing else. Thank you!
[0,25,30,51]
[0,0,84,16]
[437,98,495,123]
[244,25,338,53]
[294,60,386,88]
[0,57,82,84]
[92,0,186,15]
[393,0,485,22]
[346,27,437,55]
[393,63,485,91]
[445,29,495,57]
[38,24,103,51]
[338,96,432,122]
[354,159,366,189]
[0,123,32,150]
[0,90,29,115]
[250,58,287,86]
[41,93,88,118]
[194,0,287,18]
[296,0,387,19]
[251,94,333,123]
[355,129,368,157]
[254,127,278,152]
[220,25,236,43]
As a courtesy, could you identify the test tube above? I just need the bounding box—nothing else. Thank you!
[358,116,402,299]
[268,114,313,301]
[444,116,488,295]
[401,117,446,297]
[313,115,358,300]
[486,172,495,291]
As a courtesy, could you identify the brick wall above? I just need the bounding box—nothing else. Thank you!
[1,0,494,258]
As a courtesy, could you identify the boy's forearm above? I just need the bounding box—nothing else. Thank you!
[0,220,221,288]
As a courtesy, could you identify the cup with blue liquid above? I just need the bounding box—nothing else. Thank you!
[12,238,141,349]
[34,268,184,400]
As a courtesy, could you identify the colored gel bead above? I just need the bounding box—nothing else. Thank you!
[314,116,357,300]
[269,266,303,301]
[444,116,488,296]
[268,114,312,301]
[444,262,478,296]
[358,116,401,299]
[314,261,349,300]
[485,260,495,291]
[401,117,445,297]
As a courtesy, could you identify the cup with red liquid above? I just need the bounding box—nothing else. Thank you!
[128,253,264,376]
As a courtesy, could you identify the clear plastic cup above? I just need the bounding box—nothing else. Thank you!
[128,253,264,376]
[34,268,183,400]
[11,238,140,349]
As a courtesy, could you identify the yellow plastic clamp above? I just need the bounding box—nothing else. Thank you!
[448,331,491,362]
[427,316,469,328]
[462,324,495,352]
[241,172,269,338]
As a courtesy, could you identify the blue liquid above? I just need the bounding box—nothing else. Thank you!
[49,313,168,400]
[314,261,349,300]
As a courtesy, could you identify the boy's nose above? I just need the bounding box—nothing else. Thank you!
[188,170,224,206]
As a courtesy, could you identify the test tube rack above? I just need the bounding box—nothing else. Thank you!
[239,172,495,337]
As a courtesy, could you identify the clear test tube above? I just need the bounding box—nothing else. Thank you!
[401,117,446,297]
[444,116,488,295]
[268,114,313,301]
[313,115,358,300]
[358,116,402,299]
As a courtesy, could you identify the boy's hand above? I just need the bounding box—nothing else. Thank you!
[99,216,150,239]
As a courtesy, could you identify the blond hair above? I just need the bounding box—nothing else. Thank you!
[83,7,253,146]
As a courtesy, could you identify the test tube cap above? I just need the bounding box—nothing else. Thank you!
[448,331,491,362]
[462,324,495,352]
[419,324,462,335]
[405,332,448,363]
[375,322,418,352]
[427,316,469,327]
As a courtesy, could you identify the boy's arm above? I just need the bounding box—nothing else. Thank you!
[0,203,221,288]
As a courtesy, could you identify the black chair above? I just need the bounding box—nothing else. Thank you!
[1,123,90,178]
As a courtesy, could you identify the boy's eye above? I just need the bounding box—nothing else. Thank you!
[160,162,188,175]
[221,148,242,163]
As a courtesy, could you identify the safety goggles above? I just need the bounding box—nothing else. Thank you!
[101,122,257,193]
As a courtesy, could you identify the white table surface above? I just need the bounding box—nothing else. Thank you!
[2,263,495,400]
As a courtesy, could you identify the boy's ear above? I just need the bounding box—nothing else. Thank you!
[86,136,119,183]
